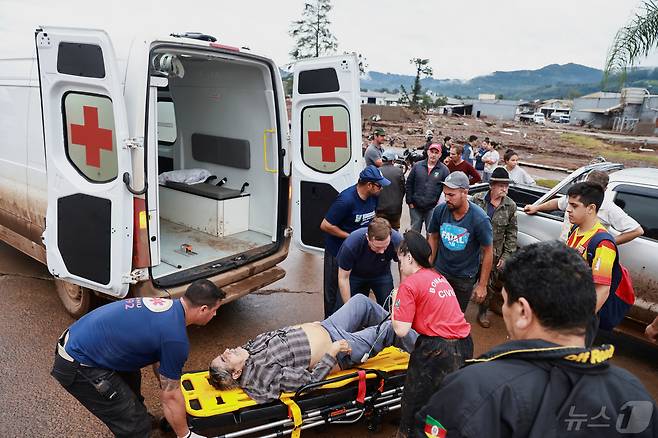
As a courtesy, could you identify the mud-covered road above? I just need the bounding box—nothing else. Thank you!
[1,188,656,438]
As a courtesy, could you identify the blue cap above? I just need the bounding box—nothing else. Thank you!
[359,165,391,186]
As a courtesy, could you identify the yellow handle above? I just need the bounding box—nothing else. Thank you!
[263,129,277,173]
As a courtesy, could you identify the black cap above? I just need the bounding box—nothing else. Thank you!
[489,167,512,183]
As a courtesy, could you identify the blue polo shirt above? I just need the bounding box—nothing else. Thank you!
[65,298,189,380]
[324,185,378,257]
[428,201,493,278]
[336,228,402,278]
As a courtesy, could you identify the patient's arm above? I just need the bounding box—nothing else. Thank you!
[279,353,337,393]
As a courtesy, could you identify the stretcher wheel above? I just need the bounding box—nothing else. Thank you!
[55,280,93,318]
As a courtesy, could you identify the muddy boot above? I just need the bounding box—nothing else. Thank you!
[477,307,491,328]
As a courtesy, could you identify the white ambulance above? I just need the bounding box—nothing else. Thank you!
[0,26,362,316]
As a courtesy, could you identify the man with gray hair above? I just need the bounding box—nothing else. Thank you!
[524,170,644,244]
[209,295,417,404]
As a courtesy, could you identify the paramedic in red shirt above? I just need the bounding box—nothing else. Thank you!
[391,230,473,437]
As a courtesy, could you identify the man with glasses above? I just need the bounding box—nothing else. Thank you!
[320,166,390,317]
[336,217,402,308]
[365,127,386,167]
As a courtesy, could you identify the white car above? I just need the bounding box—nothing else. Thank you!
[533,113,546,124]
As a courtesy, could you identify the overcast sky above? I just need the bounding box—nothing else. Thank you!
[2,0,658,79]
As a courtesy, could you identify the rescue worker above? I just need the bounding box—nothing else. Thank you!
[337,217,401,307]
[364,127,386,167]
[414,241,657,438]
[525,170,644,243]
[471,167,517,328]
[406,143,450,235]
[392,231,473,437]
[376,150,406,230]
[51,280,225,438]
[320,165,389,317]
[427,171,493,313]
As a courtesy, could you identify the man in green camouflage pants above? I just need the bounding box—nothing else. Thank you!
[471,167,518,328]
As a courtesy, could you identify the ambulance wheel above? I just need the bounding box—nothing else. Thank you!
[55,280,93,318]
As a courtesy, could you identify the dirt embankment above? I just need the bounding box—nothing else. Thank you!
[363,113,658,170]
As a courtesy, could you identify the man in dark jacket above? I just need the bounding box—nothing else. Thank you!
[406,144,450,234]
[376,150,406,229]
[415,241,657,438]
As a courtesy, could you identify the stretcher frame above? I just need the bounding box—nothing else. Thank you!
[181,347,409,437]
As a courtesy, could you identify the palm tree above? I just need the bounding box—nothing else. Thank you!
[605,0,658,80]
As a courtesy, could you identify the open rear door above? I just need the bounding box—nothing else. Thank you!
[291,54,362,253]
[36,26,133,297]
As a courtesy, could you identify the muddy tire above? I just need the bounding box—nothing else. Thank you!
[55,280,93,318]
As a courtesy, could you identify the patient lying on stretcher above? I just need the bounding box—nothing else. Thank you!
[209,294,418,403]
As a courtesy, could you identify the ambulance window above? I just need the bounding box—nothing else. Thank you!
[298,68,339,94]
[157,100,177,144]
[57,42,105,78]
[62,92,118,183]
[301,105,351,173]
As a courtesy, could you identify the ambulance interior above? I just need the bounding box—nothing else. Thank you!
[149,48,282,281]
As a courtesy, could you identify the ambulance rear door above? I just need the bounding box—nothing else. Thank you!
[290,54,362,254]
[35,26,134,297]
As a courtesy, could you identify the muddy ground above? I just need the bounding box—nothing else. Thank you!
[364,113,658,170]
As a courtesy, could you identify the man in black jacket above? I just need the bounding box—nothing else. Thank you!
[376,150,406,229]
[415,241,657,438]
[406,144,450,235]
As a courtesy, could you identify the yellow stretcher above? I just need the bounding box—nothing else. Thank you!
[181,347,410,438]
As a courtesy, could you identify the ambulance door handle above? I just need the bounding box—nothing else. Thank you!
[122,172,148,195]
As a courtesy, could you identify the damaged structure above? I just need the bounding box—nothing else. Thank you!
[571,88,658,135]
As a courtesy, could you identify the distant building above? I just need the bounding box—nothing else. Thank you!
[360,90,404,106]
[462,98,531,120]
[478,93,497,101]
[571,92,623,129]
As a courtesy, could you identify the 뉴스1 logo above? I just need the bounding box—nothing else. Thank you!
[563,401,653,433]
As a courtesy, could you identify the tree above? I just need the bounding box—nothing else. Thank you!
[435,96,448,106]
[605,0,658,82]
[409,58,433,111]
[289,0,338,59]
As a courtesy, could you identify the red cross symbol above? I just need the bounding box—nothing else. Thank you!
[70,106,113,168]
[150,297,167,306]
[307,115,348,162]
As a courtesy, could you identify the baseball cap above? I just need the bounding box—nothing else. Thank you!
[359,165,391,186]
[489,167,512,183]
[428,143,441,152]
[382,150,398,162]
[373,127,386,136]
[442,171,470,189]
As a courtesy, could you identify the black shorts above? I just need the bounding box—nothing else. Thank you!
[398,334,473,436]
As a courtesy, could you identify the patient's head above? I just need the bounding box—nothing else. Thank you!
[209,347,249,390]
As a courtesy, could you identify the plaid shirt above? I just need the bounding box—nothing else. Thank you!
[239,327,337,403]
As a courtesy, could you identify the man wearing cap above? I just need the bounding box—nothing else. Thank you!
[471,167,517,328]
[377,150,406,230]
[364,128,386,167]
[406,143,450,235]
[337,217,402,307]
[392,231,472,437]
[428,171,494,313]
[320,165,390,317]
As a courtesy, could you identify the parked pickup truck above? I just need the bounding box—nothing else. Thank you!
[469,162,658,341]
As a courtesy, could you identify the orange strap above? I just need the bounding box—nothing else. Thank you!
[281,397,303,438]
[356,370,367,404]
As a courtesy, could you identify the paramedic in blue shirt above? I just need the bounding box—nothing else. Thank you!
[51,280,225,438]
[336,217,402,308]
[320,165,390,317]
[428,171,494,313]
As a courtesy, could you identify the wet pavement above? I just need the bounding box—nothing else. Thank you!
[0,203,657,437]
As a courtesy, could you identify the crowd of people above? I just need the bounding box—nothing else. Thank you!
[49,127,657,438]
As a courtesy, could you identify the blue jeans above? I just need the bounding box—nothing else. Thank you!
[321,295,418,369]
[409,206,434,235]
[347,272,394,308]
